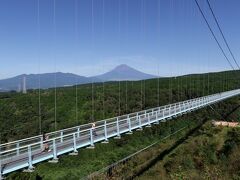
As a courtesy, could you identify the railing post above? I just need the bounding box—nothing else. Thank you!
[155,111,160,124]
[183,102,186,112]
[127,115,132,134]
[53,139,58,160]
[147,113,151,127]
[69,133,78,155]
[189,100,192,109]
[138,115,142,128]
[104,121,109,142]
[90,129,94,147]
[77,127,80,138]
[27,145,34,170]
[48,139,59,163]
[174,104,177,115]
[117,117,120,136]
[114,117,121,139]
[16,142,20,156]
[40,136,43,150]
[73,134,77,152]
[60,131,63,143]
[137,115,143,130]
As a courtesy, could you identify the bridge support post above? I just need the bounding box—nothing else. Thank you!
[126,116,132,135]
[114,118,121,139]
[23,145,34,172]
[16,142,20,156]
[102,121,109,143]
[87,129,95,149]
[154,111,159,124]
[137,116,143,131]
[77,127,80,138]
[174,104,177,116]
[183,103,187,114]
[28,145,34,169]
[49,139,58,163]
[40,136,43,150]
[69,134,78,156]
[146,113,151,127]
[60,131,63,143]
[167,108,172,120]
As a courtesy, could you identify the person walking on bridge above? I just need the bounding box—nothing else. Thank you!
[92,122,97,136]
[42,132,51,152]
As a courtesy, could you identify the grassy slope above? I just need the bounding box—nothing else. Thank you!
[139,106,240,180]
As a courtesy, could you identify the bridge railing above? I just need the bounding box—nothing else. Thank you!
[0,94,203,152]
[0,97,202,161]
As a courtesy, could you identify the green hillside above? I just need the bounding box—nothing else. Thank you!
[139,120,240,179]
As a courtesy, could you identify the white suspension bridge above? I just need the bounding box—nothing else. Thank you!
[0,89,240,179]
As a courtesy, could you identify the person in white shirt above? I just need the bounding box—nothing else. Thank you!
[92,122,97,136]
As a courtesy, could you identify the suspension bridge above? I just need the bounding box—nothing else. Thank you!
[1,0,240,179]
[0,89,240,178]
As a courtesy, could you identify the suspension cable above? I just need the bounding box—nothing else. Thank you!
[206,0,240,69]
[91,0,95,122]
[37,0,42,135]
[194,0,235,70]
[74,0,79,125]
[53,0,57,131]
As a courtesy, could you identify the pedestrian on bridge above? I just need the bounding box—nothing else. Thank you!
[92,122,97,136]
[42,132,51,152]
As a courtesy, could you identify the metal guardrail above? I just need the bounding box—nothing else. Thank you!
[0,96,202,152]
[0,89,240,178]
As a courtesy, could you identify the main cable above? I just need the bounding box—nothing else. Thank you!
[194,0,235,70]
[206,0,240,69]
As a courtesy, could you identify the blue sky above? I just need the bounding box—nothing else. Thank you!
[0,0,240,79]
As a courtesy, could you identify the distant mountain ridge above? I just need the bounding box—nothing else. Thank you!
[0,64,157,92]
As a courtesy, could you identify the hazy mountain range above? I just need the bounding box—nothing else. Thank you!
[0,64,157,92]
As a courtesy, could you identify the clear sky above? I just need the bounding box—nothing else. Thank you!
[0,0,240,79]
